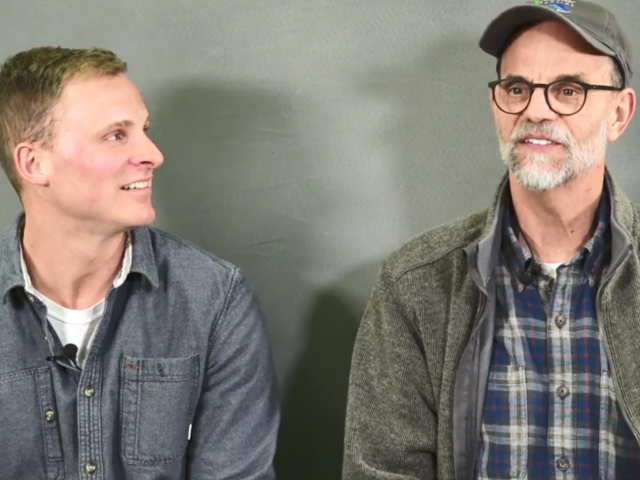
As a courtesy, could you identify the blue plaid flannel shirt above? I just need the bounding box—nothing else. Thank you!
[476,190,640,479]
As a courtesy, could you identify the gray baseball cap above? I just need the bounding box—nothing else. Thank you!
[479,0,633,87]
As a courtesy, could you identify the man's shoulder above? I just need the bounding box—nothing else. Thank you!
[383,208,490,280]
[623,200,640,250]
[136,226,242,289]
[628,200,640,227]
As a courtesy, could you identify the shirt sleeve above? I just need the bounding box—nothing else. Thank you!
[187,268,280,479]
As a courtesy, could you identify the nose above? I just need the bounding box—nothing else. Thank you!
[133,133,164,168]
[522,86,558,123]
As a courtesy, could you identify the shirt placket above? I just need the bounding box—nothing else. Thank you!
[541,266,576,479]
[76,287,118,480]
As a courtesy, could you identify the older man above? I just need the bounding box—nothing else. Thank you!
[344,1,640,479]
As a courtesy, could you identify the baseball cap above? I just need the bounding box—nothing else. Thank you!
[479,0,633,87]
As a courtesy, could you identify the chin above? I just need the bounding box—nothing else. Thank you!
[120,208,156,229]
[513,165,574,192]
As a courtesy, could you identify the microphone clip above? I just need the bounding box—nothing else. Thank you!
[47,343,81,370]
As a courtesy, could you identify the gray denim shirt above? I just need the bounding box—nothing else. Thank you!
[0,214,280,480]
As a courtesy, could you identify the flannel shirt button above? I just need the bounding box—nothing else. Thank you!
[556,384,570,399]
[555,314,566,328]
[556,457,570,471]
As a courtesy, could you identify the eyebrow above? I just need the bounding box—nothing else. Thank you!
[104,116,151,130]
[502,72,591,83]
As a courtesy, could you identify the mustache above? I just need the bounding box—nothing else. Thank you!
[509,123,572,146]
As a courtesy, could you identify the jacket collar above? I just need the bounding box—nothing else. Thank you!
[464,168,635,287]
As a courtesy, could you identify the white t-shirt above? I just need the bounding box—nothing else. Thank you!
[21,234,132,366]
[540,261,563,280]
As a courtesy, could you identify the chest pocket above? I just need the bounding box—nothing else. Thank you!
[0,366,64,480]
[119,354,201,464]
[477,364,528,480]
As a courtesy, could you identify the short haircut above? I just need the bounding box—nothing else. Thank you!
[0,46,127,193]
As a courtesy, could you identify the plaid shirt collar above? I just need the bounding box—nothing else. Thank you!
[502,185,611,287]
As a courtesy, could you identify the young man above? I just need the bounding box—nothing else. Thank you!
[344,1,640,478]
[0,47,279,479]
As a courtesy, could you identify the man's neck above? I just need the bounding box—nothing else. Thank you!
[508,165,606,264]
[21,212,127,310]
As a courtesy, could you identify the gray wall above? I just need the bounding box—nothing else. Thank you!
[1,1,639,478]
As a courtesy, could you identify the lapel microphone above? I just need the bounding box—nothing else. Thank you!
[47,343,81,370]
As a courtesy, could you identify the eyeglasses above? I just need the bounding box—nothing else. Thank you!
[488,78,623,116]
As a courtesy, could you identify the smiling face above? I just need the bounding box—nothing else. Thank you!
[23,73,164,233]
[492,21,630,192]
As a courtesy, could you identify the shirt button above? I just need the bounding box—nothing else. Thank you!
[556,457,570,471]
[555,314,566,328]
[84,387,95,397]
[44,410,56,422]
[85,462,97,474]
[556,384,570,399]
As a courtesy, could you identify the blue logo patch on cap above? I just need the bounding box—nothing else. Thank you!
[533,0,573,12]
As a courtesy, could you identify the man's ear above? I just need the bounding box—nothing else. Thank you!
[608,87,636,142]
[14,141,50,187]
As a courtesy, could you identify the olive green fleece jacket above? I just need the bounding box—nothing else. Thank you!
[343,170,640,480]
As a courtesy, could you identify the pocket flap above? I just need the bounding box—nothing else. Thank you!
[122,354,200,380]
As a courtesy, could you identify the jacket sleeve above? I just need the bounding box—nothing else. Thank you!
[187,268,280,479]
[343,262,437,480]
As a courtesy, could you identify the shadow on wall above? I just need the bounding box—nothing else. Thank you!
[145,35,504,480]
[360,35,506,236]
[275,262,377,480]
[147,81,363,480]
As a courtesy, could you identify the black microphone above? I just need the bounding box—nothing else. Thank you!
[514,217,536,286]
[47,343,81,369]
[520,266,534,285]
[518,258,535,286]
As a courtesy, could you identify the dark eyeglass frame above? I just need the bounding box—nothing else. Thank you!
[488,78,623,116]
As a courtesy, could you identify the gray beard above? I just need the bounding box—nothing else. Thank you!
[497,119,608,192]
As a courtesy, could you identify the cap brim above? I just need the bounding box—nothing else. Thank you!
[479,5,615,59]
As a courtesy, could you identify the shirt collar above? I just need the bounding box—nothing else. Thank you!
[19,231,133,300]
[502,183,611,284]
[1,213,159,303]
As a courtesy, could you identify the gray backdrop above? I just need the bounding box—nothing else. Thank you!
[1,1,639,478]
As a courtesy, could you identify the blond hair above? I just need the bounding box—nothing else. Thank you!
[0,46,127,193]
